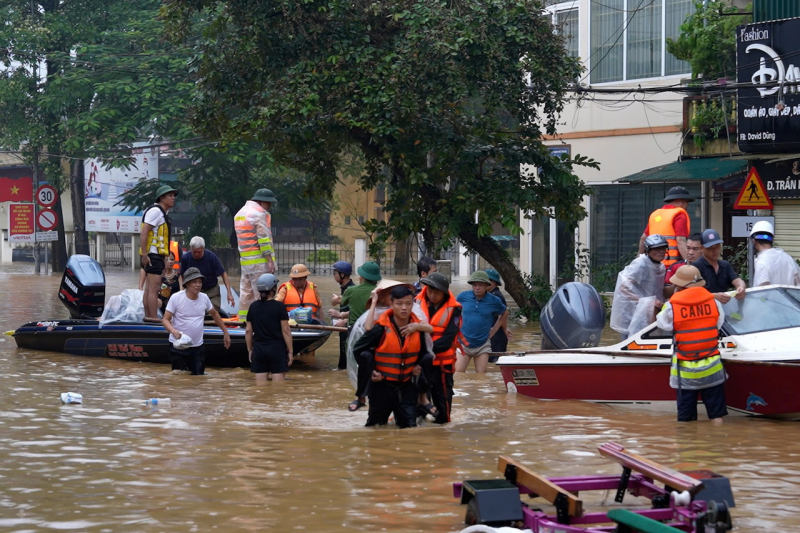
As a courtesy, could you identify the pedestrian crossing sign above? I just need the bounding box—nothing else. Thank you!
[734,167,773,210]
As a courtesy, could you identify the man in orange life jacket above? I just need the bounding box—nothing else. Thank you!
[640,186,693,267]
[416,272,462,424]
[353,285,435,428]
[276,263,322,321]
[656,265,727,425]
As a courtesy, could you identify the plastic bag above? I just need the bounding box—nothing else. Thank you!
[289,307,314,324]
[99,289,145,326]
[346,302,433,390]
[610,255,664,335]
[627,296,657,338]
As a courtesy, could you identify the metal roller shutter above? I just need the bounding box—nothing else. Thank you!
[772,201,800,259]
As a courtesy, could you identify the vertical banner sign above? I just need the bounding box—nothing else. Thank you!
[8,203,35,243]
[737,18,800,153]
[84,142,159,233]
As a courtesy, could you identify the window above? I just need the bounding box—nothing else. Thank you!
[590,0,695,83]
[546,1,580,59]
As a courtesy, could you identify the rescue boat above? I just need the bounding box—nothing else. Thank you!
[497,283,800,420]
[11,255,332,368]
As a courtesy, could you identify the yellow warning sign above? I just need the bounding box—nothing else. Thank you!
[734,167,773,209]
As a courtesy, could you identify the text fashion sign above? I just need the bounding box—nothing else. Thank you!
[737,18,800,153]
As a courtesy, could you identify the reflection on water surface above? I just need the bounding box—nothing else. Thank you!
[0,264,799,531]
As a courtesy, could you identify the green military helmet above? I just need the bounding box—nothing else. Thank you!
[252,188,278,204]
[155,184,179,202]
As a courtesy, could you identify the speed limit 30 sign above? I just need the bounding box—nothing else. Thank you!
[36,184,58,208]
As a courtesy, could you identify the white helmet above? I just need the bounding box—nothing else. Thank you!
[256,273,279,293]
[750,220,774,242]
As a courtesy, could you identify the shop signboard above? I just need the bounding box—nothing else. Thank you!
[84,142,159,233]
[753,159,800,199]
[737,18,800,153]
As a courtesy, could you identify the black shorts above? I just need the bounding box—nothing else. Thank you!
[142,253,166,276]
[169,345,205,375]
[251,342,289,374]
[677,382,728,421]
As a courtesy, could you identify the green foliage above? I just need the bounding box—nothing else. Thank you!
[725,241,750,283]
[162,0,597,311]
[514,272,554,321]
[208,232,231,249]
[305,249,339,263]
[666,1,753,80]
[691,98,734,148]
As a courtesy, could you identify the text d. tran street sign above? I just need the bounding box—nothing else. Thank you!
[734,167,773,210]
[36,184,57,208]
[36,207,58,232]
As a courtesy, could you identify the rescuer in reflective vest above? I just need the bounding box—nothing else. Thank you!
[640,186,693,267]
[352,285,434,428]
[139,185,178,318]
[275,263,322,320]
[656,265,727,425]
[416,272,462,424]
[234,189,277,321]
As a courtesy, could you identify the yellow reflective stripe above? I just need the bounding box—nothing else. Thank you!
[240,250,262,258]
[257,237,271,244]
[241,257,267,266]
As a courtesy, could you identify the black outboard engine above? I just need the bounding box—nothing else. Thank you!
[59,255,106,319]
[540,282,605,350]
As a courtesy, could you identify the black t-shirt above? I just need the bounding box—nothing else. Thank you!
[691,256,739,294]
[248,299,289,344]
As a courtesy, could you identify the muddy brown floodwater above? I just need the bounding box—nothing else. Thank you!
[1,263,799,532]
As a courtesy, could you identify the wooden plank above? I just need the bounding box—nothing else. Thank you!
[598,443,704,494]
[497,456,583,517]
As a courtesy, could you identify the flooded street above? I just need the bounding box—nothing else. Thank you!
[1,264,800,532]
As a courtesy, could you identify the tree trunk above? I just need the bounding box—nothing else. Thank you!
[457,228,542,316]
[394,237,410,273]
[52,195,69,272]
[70,160,91,255]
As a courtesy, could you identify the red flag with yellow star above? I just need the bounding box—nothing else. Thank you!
[0,176,33,202]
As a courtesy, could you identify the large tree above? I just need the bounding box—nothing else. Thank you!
[0,0,195,269]
[162,0,595,313]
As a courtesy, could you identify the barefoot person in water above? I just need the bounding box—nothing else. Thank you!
[246,274,293,383]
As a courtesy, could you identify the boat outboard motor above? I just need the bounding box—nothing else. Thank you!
[540,282,605,350]
[59,254,106,319]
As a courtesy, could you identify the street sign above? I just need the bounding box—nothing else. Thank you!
[36,231,58,242]
[731,216,775,238]
[36,184,57,208]
[8,203,35,243]
[734,167,773,209]
[36,207,58,232]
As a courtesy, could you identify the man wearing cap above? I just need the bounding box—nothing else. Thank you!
[416,272,462,423]
[276,263,322,320]
[750,221,800,287]
[328,261,355,369]
[162,267,231,375]
[691,229,746,303]
[664,233,704,298]
[456,271,508,373]
[140,184,179,318]
[180,236,236,313]
[485,269,512,357]
[656,265,727,425]
[234,189,278,321]
[640,186,693,267]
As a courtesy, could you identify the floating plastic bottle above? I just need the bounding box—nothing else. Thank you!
[60,392,83,404]
[145,398,171,405]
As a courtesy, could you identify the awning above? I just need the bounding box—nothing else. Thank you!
[615,157,747,183]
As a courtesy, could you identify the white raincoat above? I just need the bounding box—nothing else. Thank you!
[610,254,665,336]
[753,247,800,287]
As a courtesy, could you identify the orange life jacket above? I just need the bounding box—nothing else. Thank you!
[374,310,421,382]
[281,281,320,314]
[648,206,690,267]
[170,241,181,271]
[671,287,720,361]
[416,286,461,366]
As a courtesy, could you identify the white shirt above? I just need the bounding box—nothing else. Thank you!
[753,247,800,287]
[165,290,212,347]
[143,206,166,255]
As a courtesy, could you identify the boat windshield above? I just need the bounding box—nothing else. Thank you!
[722,287,800,335]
